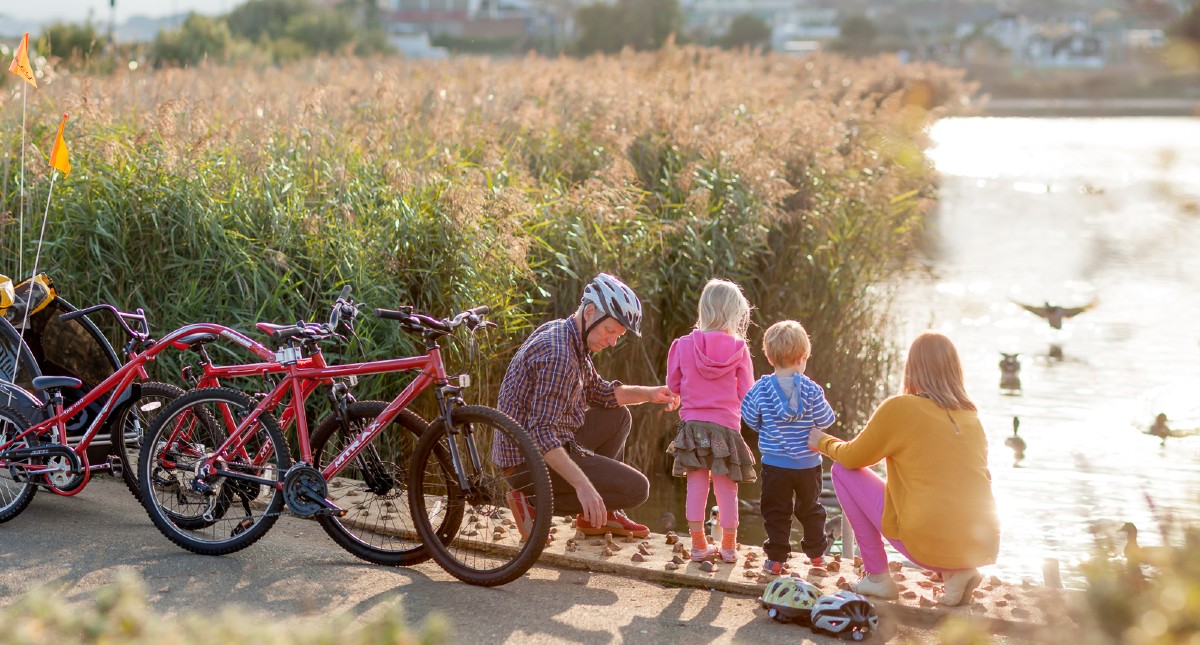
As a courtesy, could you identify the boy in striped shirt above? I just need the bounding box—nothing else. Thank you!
[740,320,836,575]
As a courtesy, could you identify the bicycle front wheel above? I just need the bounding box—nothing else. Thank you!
[313,401,458,566]
[409,405,552,587]
[0,405,37,523]
[138,387,290,555]
[111,381,185,501]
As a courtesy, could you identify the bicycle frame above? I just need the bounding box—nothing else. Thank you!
[185,341,465,494]
[0,321,274,495]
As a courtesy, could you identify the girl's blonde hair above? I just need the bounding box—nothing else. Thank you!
[696,279,751,339]
[902,331,977,411]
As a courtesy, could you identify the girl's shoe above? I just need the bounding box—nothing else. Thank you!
[691,545,719,562]
[851,575,900,600]
[719,547,738,563]
[937,568,983,607]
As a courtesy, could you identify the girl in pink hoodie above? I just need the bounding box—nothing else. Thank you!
[667,279,757,563]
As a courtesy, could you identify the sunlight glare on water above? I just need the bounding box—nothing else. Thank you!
[896,117,1200,586]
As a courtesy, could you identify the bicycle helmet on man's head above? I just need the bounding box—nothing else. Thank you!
[580,273,643,337]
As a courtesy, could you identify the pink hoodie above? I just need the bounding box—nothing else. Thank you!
[667,330,754,431]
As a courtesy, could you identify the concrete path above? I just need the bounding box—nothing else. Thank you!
[0,477,1043,643]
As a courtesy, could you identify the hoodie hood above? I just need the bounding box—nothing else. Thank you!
[688,330,748,380]
[769,372,812,422]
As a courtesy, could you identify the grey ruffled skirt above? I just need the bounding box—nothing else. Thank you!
[668,419,757,483]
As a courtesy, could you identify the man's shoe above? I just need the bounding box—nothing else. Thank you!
[851,575,900,600]
[575,510,651,537]
[506,490,535,541]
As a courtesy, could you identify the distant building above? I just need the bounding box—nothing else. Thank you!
[381,0,549,39]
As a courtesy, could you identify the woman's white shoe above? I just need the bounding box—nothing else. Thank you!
[937,568,983,607]
[851,575,899,600]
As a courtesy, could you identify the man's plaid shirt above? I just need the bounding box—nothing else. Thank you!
[492,315,620,469]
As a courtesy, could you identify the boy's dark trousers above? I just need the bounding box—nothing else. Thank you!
[760,463,828,562]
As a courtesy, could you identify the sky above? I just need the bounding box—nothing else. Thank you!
[0,0,242,24]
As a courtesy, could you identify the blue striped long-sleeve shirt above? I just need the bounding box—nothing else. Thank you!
[741,372,836,470]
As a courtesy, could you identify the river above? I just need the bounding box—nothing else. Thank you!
[629,117,1200,588]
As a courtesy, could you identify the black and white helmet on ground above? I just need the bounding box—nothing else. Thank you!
[581,273,643,337]
[811,590,879,641]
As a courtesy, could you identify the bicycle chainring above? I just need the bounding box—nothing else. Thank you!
[282,463,328,517]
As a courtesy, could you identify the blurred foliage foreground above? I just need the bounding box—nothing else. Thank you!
[0,572,445,645]
[0,50,969,473]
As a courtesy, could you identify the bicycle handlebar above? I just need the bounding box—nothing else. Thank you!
[59,304,151,342]
[373,305,492,336]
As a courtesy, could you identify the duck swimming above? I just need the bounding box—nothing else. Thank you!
[999,353,1021,392]
[1148,413,1171,446]
[1004,417,1026,466]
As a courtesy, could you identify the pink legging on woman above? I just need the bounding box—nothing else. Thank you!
[686,469,739,527]
[831,463,939,574]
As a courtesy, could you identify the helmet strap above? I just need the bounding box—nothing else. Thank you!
[582,311,611,353]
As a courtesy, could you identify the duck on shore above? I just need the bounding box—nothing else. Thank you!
[1118,522,1178,568]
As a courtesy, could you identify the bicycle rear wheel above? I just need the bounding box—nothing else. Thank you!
[0,406,36,523]
[138,387,290,555]
[313,401,458,566]
[409,405,552,586]
[111,381,185,501]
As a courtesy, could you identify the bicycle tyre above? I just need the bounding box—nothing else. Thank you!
[138,387,291,555]
[312,401,459,566]
[111,381,186,501]
[0,405,37,523]
[409,405,552,587]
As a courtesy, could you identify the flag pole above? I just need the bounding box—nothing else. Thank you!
[11,168,58,383]
[17,85,27,289]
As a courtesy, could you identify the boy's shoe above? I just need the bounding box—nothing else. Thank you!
[810,556,825,567]
[691,545,719,562]
[719,547,738,563]
[762,559,784,575]
[576,510,650,537]
[505,490,535,541]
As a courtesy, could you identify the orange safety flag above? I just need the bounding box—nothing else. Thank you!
[49,113,70,176]
[7,32,37,88]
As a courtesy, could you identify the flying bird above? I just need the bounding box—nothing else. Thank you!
[1013,298,1099,330]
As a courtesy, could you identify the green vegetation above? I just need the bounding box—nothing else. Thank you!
[0,572,446,644]
[0,50,968,473]
[718,14,772,51]
[574,0,684,55]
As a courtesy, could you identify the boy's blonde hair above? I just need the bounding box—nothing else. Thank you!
[763,320,810,367]
[902,331,977,411]
[696,279,751,339]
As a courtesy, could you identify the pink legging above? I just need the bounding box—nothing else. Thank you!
[686,469,739,528]
[831,463,939,574]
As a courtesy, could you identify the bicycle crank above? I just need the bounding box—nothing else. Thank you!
[282,463,345,517]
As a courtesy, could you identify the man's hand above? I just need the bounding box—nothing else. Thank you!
[543,446,607,527]
[575,480,607,528]
[647,385,681,412]
[808,426,825,451]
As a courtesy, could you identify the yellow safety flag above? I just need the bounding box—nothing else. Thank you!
[7,32,37,88]
[50,113,70,176]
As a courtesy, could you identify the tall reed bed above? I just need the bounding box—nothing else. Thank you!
[0,49,969,473]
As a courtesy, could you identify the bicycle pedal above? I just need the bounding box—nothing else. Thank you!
[106,455,124,479]
[231,518,254,537]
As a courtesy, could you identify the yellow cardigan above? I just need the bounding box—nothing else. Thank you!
[816,394,1000,569]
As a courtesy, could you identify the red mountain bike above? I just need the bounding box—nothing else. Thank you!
[137,288,553,586]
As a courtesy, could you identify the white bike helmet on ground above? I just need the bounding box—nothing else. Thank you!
[580,273,643,338]
[811,590,879,641]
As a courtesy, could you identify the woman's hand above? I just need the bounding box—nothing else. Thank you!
[808,426,825,451]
